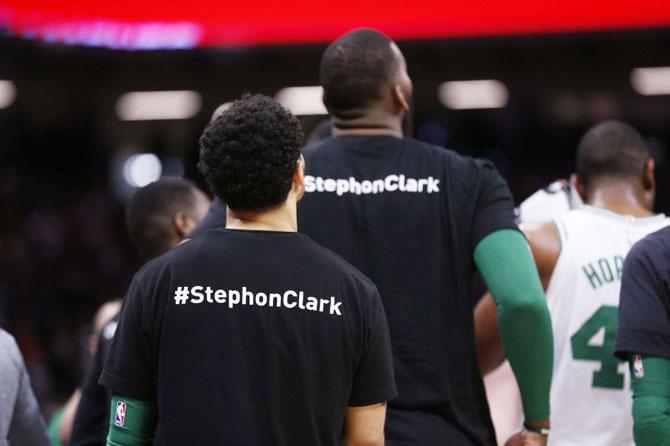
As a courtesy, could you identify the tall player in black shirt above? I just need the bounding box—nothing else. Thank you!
[298,29,554,445]
[100,95,396,445]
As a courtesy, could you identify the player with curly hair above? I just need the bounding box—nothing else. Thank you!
[99,94,397,445]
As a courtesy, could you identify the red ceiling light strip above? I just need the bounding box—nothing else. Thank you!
[1,1,670,49]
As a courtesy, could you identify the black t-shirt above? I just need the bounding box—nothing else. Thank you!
[615,225,670,360]
[298,136,518,445]
[100,229,396,445]
[71,315,118,446]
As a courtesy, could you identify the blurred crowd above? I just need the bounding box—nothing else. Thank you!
[0,167,137,417]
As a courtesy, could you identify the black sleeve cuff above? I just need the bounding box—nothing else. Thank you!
[98,370,155,401]
[615,331,670,360]
[347,382,398,407]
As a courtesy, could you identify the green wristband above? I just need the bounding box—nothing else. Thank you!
[107,395,157,446]
[628,355,670,446]
[630,354,670,397]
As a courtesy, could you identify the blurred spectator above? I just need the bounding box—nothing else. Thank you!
[0,327,50,446]
[70,178,210,445]
[0,171,136,416]
[47,300,121,446]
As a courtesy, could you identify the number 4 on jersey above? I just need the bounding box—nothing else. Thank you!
[570,305,624,389]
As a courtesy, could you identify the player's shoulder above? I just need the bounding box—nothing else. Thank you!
[555,205,593,222]
[133,237,199,283]
[442,150,506,187]
[299,235,379,294]
[517,180,574,224]
[629,225,670,264]
[521,180,569,207]
[551,207,611,242]
[303,135,380,161]
[306,135,453,161]
[400,138,493,169]
[302,137,332,159]
[396,140,503,193]
[402,137,452,156]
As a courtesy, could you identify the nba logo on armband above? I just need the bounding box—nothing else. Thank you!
[115,400,127,427]
[633,354,645,379]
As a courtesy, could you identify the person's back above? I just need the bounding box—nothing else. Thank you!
[103,227,393,444]
[299,29,552,445]
[300,28,554,445]
[0,329,50,446]
[547,206,669,445]
[101,95,396,445]
[301,135,508,442]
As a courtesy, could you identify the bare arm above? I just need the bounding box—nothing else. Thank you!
[521,221,560,289]
[343,403,387,446]
[58,388,81,444]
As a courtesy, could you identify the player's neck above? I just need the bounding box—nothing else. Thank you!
[587,185,653,218]
[331,109,403,138]
[225,202,297,233]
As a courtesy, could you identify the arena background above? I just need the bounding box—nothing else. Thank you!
[1,1,670,416]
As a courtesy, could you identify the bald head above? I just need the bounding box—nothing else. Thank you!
[320,28,403,118]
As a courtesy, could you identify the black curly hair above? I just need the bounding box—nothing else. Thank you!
[198,94,305,211]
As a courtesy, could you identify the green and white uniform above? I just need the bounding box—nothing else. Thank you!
[547,206,669,446]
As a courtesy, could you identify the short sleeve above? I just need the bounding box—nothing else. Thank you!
[615,238,670,360]
[471,160,519,250]
[99,277,155,400]
[348,289,397,407]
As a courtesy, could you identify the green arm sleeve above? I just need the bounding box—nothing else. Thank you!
[107,395,157,446]
[629,355,670,446]
[474,229,553,422]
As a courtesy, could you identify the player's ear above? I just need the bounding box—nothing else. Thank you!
[173,212,193,238]
[643,158,655,191]
[574,174,588,203]
[393,84,410,113]
[293,155,306,201]
[294,155,305,186]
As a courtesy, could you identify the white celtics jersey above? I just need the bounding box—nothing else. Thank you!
[546,206,670,446]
